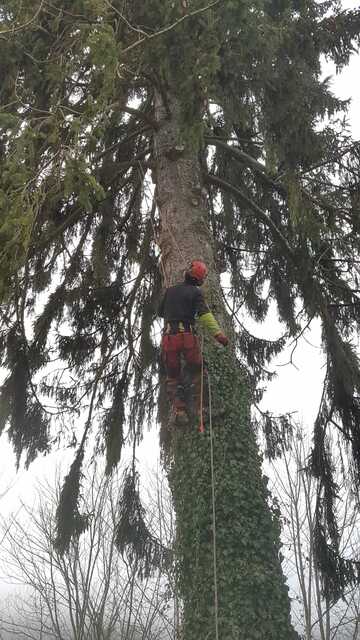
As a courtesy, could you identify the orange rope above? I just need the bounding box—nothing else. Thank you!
[208,371,220,640]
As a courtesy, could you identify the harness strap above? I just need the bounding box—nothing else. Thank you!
[164,320,195,335]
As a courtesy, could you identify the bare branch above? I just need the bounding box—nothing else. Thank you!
[119,0,222,57]
[0,2,44,36]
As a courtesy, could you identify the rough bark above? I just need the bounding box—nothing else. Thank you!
[153,94,217,290]
[153,90,299,640]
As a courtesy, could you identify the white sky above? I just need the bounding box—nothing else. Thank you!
[0,0,359,555]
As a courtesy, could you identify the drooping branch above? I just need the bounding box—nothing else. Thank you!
[206,173,295,261]
[206,136,355,220]
[205,135,286,195]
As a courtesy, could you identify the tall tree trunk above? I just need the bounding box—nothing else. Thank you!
[153,90,299,640]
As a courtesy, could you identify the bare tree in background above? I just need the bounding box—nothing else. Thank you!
[143,467,180,638]
[270,429,360,640]
[0,464,175,640]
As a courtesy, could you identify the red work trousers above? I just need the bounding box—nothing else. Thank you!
[161,332,202,412]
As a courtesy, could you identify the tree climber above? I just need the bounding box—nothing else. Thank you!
[159,260,228,425]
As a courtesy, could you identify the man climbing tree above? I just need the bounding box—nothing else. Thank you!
[159,259,228,425]
[0,1,360,639]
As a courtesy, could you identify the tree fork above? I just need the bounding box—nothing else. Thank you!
[153,90,299,640]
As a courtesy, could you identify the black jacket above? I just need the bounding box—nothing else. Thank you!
[158,282,209,324]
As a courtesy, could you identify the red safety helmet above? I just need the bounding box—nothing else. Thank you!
[186,260,208,284]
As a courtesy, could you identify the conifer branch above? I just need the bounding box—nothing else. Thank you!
[43,1,99,23]
[119,0,222,56]
[34,207,89,250]
[0,1,44,36]
[103,0,150,38]
[205,136,284,193]
[115,106,157,130]
[95,125,151,161]
[207,136,354,221]
[206,173,295,261]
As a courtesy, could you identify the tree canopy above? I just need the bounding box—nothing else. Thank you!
[0,0,360,604]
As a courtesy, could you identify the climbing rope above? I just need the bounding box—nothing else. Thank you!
[207,371,220,640]
[199,337,205,434]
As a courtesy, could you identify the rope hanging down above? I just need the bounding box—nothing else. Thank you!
[199,337,219,640]
[206,367,220,640]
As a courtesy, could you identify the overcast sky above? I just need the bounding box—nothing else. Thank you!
[0,0,359,529]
